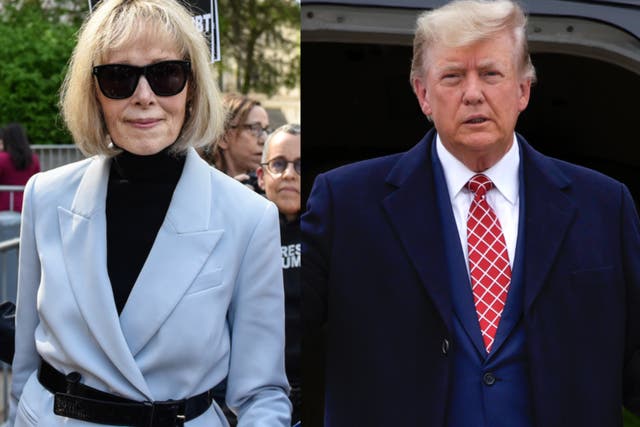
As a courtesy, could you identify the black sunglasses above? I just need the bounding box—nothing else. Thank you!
[92,60,191,99]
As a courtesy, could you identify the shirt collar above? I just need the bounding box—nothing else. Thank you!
[436,133,520,205]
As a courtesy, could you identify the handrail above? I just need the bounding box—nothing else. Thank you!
[0,238,19,252]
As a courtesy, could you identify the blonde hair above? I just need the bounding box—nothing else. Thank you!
[410,0,536,87]
[60,0,224,156]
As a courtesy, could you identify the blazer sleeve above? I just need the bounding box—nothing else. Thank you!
[300,172,333,331]
[225,201,292,426]
[9,174,42,425]
[621,183,640,415]
[300,173,334,426]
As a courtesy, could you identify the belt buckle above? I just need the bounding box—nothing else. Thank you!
[65,371,82,394]
[147,400,186,427]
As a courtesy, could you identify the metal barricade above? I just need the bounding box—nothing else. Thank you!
[31,145,85,172]
[0,146,84,422]
[0,186,25,213]
[0,237,19,423]
[0,212,21,303]
[0,145,84,422]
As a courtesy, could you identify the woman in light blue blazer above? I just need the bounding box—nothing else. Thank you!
[9,1,290,426]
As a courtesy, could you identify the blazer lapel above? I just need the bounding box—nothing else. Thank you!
[119,149,223,356]
[519,138,576,313]
[382,130,452,332]
[58,156,152,398]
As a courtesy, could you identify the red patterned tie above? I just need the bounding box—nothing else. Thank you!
[467,174,511,353]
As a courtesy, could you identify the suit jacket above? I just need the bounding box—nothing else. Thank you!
[10,148,291,426]
[301,129,640,426]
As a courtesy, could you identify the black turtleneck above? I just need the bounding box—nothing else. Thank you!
[106,146,186,314]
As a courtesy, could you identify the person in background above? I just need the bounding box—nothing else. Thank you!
[201,93,270,192]
[0,123,40,212]
[257,124,302,424]
[301,1,640,426]
[9,0,290,426]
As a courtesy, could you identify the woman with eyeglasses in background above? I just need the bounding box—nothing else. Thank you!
[9,1,290,426]
[201,93,270,192]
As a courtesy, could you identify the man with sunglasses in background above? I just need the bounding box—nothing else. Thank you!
[257,124,302,425]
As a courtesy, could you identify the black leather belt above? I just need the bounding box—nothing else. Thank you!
[38,359,215,426]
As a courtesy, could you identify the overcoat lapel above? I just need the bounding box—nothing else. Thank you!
[381,134,577,357]
[119,149,223,356]
[382,130,452,332]
[486,159,527,359]
[58,156,152,398]
[429,141,488,356]
[518,138,576,312]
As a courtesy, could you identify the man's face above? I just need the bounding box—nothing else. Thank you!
[413,31,531,171]
[257,131,301,221]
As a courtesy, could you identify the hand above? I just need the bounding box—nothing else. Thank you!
[233,173,259,192]
[233,173,250,183]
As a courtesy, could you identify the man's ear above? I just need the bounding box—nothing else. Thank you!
[518,77,532,113]
[413,77,433,117]
[257,166,266,191]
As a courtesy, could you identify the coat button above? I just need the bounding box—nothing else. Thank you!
[483,372,496,386]
[441,338,450,355]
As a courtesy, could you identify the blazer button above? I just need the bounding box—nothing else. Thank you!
[483,372,496,386]
[441,338,450,355]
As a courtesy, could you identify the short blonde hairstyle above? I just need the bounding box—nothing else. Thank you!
[409,0,536,87]
[60,0,224,156]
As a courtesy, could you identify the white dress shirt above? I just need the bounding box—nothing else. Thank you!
[436,134,520,271]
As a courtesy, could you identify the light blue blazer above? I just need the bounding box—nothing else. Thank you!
[9,148,291,426]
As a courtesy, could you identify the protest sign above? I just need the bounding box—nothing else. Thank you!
[88,0,220,62]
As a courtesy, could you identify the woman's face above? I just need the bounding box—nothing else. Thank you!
[96,36,188,156]
[257,131,301,222]
[221,105,269,175]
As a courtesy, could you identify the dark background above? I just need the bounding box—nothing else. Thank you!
[301,43,640,207]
